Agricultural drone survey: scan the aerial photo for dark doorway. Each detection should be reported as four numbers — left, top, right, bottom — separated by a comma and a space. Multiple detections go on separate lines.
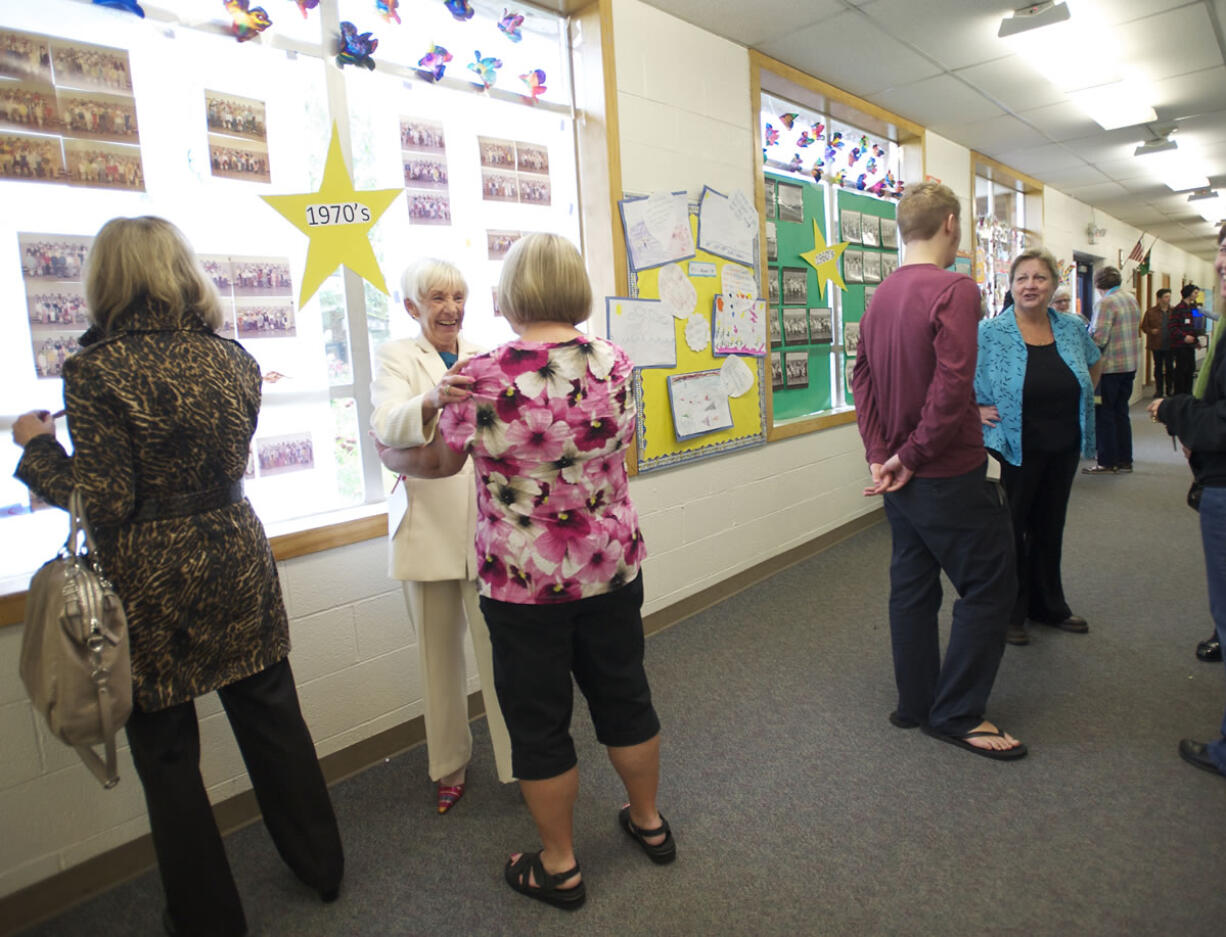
1073, 251, 1097, 321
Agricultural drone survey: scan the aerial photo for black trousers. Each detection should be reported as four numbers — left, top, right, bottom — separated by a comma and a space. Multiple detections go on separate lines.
1172, 345, 1196, 395
883, 464, 1016, 736
1152, 349, 1172, 396
998, 447, 1080, 629
125, 659, 343, 937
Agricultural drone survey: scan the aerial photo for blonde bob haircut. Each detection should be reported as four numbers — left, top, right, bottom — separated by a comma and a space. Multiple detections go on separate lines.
896, 181, 961, 244
399, 257, 467, 308
85, 216, 223, 332
497, 233, 592, 325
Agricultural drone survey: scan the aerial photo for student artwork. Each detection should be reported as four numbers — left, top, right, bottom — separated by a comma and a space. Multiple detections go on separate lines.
809, 159, 824, 184
376, 0, 401, 24
337, 22, 378, 69
416, 44, 452, 81
225, 1, 272, 42
824, 131, 844, 163
658, 262, 697, 319
520, 69, 546, 100
713, 295, 766, 357
619, 191, 695, 272
697, 186, 755, 266
292, 0, 319, 17
796, 129, 817, 148
684, 313, 710, 353
468, 51, 502, 89
498, 10, 525, 41
92, 0, 145, 15
605, 297, 676, 369
667, 370, 734, 441
764, 123, 780, 146
785, 153, 803, 172
719, 355, 755, 398
261, 123, 401, 308
799, 220, 849, 301
444, 0, 475, 21
865, 157, 878, 175
777, 112, 798, 129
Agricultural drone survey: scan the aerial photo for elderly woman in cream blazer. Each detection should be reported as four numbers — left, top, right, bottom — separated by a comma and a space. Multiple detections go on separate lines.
370, 258, 513, 813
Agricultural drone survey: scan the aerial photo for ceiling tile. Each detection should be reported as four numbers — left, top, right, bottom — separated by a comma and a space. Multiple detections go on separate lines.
952, 56, 1068, 112
649, 0, 846, 47
1060, 181, 1134, 202
991, 142, 1080, 175
932, 113, 1050, 153
1093, 156, 1164, 183
1113, 5, 1224, 81
1033, 162, 1111, 189
857, 0, 1006, 70
757, 11, 942, 99
1152, 67, 1226, 122
1015, 100, 1102, 143
869, 74, 1004, 127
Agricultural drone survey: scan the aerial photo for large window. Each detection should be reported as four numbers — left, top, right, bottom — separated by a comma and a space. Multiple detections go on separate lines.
0, 0, 579, 585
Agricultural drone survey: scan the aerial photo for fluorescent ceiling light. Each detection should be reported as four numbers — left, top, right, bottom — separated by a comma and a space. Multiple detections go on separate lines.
1188, 189, 1218, 202
1135, 138, 1177, 157
998, 2, 1071, 38
1068, 78, 1157, 130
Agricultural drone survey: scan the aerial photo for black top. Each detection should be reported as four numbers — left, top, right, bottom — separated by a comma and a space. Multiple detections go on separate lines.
1159, 338, 1226, 487
1022, 342, 1081, 453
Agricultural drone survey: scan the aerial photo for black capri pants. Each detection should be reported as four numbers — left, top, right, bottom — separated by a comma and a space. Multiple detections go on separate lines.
479, 573, 660, 780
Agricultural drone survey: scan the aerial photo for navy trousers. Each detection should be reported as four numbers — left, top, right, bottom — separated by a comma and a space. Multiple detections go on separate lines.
883, 463, 1016, 736
1094, 371, 1135, 468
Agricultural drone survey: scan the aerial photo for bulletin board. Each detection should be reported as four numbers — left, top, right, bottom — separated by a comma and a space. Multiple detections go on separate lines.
836, 189, 898, 404
625, 209, 767, 473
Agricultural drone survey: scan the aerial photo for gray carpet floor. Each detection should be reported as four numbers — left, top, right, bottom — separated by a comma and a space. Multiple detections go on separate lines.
20, 401, 1226, 937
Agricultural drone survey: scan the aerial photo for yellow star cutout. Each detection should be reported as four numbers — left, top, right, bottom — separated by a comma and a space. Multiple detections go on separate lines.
262, 124, 402, 309
798, 219, 849, 301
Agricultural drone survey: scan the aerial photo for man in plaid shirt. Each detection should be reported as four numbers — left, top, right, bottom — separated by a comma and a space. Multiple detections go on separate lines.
1083, 266, 1142, 474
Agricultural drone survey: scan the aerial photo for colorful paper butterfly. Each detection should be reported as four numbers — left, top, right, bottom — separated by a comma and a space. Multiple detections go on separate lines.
444, 0, 475, 21
865, 158, 877, 175
810, 164, 823, 184
291, 0, 318, 17
520, 69, 546, 100
848, 146, 863, 166
92, 0, 145, 16
764, 123, 780, 146
830, 169, 846, 187
468, 50, 502, 89
499, 10, 525, 42
796, 130, 816, 148
225, 1, 272, 42
778, 113, 798, 130
854, 174, 868, 190
813, 121, 825, 139
868, 178, 888, 196
762, 148, 768, 164
872, 144, 886, 158
786, 153, 803, 172
337, 21, 378, 69
859, 135, 869, 150
417, 44, 452, 82
376, 0, 400, 24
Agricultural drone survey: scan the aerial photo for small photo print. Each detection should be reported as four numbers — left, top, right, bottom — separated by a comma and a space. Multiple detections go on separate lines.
403, 154, 449, 189
770, 351, 784, 391
487, 229, 522, 260
49, 38, 133, 94
840, 210, 862, 244
516, 142, 549, 174
208, 134, 270, 183
782, 267, 808, 305
808, 308, 832, 343
63, 138, 143, 189
218, 302, 237, 339
880, 217, 898, 249
31, 331, 85, 379
777, 182, 804, 223
401, 117, 446, 152
864, 285, 877, 312
881, 253, 899, 278
519, 175, 551, 206
200, 255, 234, 294
843, 249, 864, 284
784, 351, 809, 389
783, 307, 809, 346
477, 136, 516, 168
766, 221, 777, 262
844, 354, 856, 393
861, 214, 880, 247
843, 320, 861, 353
407, 189, 451, 225
204, 90, 266, 142
764, 177, 777, 221
862, 251, 882, 284
57, 88, 139, 142
0, 30, 53, 83
482, 170, 519, 202
1, 131, 65, 182
19, 234, 91, 280
0, 79, 59, 134
26, 281, 87, 325
256, 432, 314, 476
236, 299, 296, 339
769, 313, 782, 348
231, 257, 292, 296
768, 273, 780, 307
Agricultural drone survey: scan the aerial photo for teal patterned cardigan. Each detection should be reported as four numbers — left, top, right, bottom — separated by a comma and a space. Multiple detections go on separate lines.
974, 308, 1101, 466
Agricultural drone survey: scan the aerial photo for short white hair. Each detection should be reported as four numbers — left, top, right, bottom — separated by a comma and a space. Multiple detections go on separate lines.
1053, 286, 1071, 300
399, 258, 467, 306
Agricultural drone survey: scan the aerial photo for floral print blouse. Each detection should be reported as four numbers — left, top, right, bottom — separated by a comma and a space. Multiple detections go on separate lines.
438, 336, 645, 604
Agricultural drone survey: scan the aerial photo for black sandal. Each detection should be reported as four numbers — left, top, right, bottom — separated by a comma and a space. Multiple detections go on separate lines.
618, 804, 677, 864
504, 851, 586, 910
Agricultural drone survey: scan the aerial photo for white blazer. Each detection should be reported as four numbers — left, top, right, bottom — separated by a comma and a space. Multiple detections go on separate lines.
370, 334, 485, 582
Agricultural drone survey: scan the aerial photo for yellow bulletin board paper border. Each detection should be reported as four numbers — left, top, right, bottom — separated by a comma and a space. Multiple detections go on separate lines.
629, 211, 766, 473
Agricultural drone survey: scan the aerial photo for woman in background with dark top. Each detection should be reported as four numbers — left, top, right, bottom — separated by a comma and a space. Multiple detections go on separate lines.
975, 248, 1103, 647
11, 216, 342, 937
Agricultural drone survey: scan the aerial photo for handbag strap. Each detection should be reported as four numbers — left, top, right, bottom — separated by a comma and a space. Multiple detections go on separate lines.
64, 489, 101, 560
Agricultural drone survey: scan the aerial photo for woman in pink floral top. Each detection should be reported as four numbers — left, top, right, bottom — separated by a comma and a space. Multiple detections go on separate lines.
386, 233, 673, 910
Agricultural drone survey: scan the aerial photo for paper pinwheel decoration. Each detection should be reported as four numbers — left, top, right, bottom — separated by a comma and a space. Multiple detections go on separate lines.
796, 130, 816, 148
468, 50, 502, 90
764, 123, 780, 146
520, 69, 546, 100
778, 112, 798, 129
498, 10, 525, 42
225, 1, 272, 42
417, 44, 452, 82
337, 22, 378, 69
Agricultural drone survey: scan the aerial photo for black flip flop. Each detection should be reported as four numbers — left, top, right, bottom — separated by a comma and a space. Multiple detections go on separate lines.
619, 805, 677, 864
504, 851, 586, 910
922, 724, 1028, 761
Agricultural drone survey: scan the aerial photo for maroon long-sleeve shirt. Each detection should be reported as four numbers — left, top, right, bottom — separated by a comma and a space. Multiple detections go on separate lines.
851, 263, 986, 477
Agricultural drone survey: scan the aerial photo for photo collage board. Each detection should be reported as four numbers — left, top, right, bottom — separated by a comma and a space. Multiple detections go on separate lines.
836, 189, 899, 405
763, 171, 834, 420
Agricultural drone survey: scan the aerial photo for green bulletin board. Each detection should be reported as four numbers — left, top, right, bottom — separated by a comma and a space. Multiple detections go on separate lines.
837, 189, 899, 404
765, 171, 833, 420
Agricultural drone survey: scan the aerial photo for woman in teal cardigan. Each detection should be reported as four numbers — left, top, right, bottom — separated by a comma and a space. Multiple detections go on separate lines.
976, 248, 1103, 647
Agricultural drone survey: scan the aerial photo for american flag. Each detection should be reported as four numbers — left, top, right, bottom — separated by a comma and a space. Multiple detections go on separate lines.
1127, 236, 1147, 263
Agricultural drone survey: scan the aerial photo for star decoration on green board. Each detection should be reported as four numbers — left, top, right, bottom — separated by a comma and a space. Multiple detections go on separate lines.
798, 219, 848, 301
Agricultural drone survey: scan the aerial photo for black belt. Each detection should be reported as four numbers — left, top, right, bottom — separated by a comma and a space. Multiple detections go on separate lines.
130, 481, 245, 523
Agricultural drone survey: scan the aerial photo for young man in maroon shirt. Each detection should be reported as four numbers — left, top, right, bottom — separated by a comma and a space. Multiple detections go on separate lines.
851, 181, 1026, 760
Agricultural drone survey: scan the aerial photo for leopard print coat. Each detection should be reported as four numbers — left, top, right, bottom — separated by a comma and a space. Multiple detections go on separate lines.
17, 301, 290, 711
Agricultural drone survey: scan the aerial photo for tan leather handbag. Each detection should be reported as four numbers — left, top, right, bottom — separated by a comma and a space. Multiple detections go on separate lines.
21, 490, 131, 788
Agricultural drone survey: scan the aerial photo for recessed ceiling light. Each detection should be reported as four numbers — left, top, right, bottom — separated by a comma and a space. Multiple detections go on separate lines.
998, 2, 1071, 39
